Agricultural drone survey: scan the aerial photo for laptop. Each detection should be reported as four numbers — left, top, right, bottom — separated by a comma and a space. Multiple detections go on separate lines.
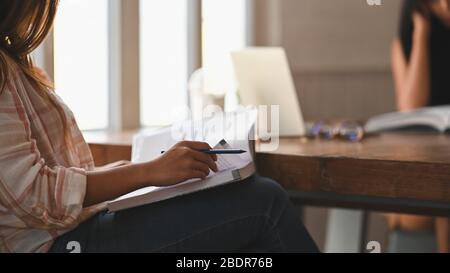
231, 47, 306, 137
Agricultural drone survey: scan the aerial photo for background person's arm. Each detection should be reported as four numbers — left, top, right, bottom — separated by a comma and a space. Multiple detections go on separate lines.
84, 141, 218, 207
392, 12, 431, 111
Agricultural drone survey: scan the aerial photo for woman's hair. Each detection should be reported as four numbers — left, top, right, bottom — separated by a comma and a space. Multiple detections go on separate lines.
399, 0, 421, 62
399, 0, 450, 62
0, 0, 72, 144
0, 0, 59, 92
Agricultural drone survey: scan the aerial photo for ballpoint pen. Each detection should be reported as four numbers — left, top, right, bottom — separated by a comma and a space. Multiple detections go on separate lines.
161, 149, 246, 155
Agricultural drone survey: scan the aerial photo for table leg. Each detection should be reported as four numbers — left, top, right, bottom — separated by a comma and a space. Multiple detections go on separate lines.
324, 209, 367, 253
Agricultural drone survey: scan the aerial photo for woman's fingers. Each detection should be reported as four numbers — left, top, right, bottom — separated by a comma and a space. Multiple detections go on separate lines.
188, 170, 208, 180
187, 160, 211, 178
179, 141, 218, 161
189, 149, 218, 172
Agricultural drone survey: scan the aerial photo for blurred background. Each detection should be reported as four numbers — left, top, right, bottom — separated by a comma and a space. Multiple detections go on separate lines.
34, 0, 402, 131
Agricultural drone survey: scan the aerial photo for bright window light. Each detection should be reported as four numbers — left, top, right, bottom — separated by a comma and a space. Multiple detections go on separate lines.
202, 0, 247, 101
54, 0, 109, 130
140, 0, 189, 127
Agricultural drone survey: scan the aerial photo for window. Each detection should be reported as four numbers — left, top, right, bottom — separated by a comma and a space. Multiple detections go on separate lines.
40, 1, 251, 131
140, 0, 190, 127
202, 0, 249, 110
54, 0, 109, 130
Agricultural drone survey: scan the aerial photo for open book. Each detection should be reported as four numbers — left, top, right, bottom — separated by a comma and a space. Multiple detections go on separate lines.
365, 105, 450, 134
107, 110, 257, 213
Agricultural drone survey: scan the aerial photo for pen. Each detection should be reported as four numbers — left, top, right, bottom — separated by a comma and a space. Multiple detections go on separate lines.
161, 149, 246, 155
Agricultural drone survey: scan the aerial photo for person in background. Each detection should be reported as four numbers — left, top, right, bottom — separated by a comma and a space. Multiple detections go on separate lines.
0, 0, 319, 253
391, 0, 450, 252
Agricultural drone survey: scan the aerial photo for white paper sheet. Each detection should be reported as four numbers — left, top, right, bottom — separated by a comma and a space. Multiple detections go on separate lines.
132, 109, 257, 164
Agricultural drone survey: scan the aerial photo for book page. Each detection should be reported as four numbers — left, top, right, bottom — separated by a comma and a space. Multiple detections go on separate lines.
208, 139, 251, 175
365, 105, 450, 133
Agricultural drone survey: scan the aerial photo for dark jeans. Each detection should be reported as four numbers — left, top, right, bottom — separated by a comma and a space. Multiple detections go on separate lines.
49, 176, 319, 253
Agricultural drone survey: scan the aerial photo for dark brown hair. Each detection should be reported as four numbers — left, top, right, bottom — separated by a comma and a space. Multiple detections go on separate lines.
0, 0, 59, 91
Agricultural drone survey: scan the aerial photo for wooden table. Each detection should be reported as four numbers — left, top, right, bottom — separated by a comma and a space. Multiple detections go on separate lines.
85, 131, 450, 217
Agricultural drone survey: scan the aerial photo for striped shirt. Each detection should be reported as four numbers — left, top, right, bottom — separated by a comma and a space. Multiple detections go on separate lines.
0, 52, 106, 253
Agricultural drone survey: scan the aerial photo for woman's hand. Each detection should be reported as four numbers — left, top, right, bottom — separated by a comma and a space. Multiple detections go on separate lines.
145, 141, 218, 187
85, 141, 218, 206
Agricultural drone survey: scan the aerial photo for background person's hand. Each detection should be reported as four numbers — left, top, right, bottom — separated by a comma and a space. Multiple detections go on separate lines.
413, 4, 431, 38
145, 141, 218, 187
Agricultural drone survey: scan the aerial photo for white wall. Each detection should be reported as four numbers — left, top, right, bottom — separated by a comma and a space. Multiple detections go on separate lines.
282, 0, 403, 71
254, 0, 403, 120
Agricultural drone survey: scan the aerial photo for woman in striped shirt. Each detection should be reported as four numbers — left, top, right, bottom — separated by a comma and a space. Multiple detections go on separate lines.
0, 0, 318, 253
